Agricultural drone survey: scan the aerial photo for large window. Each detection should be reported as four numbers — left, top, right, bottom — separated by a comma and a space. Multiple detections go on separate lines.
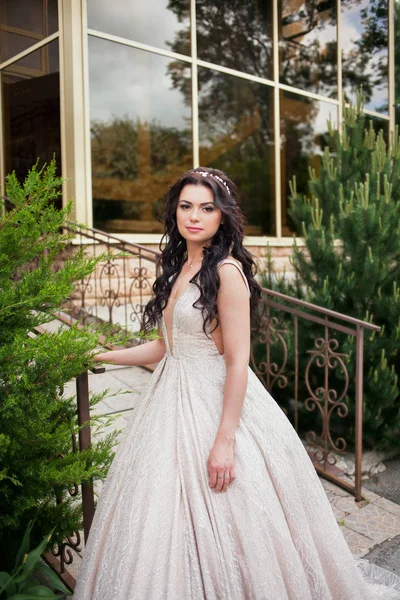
0, 1, 60, 204
198, 69, 275, 235
89, 36, 192, 233
86, 0, 392, 237
2, 1, 391, 238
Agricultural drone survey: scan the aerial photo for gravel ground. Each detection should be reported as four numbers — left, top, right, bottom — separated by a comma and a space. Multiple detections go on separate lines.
363, 456, 400, 505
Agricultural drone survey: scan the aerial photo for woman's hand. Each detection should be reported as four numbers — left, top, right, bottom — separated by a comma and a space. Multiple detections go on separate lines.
207, 432, 235, 493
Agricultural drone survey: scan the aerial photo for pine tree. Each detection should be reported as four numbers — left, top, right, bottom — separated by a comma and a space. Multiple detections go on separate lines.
0, 161, 124, 569
285, 91, 400, 450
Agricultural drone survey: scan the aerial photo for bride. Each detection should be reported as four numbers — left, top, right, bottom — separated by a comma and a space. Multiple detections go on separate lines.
73, 167, 400, 599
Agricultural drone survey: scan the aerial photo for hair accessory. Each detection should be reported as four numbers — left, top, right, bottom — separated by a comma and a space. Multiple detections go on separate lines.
192, 170, 231, 196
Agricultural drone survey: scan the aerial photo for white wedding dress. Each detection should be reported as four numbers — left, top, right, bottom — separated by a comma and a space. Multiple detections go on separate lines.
73, 259, 400, 599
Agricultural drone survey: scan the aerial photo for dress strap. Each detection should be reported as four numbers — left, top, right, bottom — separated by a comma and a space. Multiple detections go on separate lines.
218, 259, 251, 297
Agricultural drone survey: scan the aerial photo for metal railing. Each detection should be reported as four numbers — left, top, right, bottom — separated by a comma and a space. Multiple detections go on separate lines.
250, 289, 380, 501
30, 325, 104, 591
59, 226, 159, 336
43, 365, 104, 593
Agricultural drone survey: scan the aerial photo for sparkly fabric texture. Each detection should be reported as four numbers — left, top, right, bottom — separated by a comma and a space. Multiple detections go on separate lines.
73, 260, 400, 599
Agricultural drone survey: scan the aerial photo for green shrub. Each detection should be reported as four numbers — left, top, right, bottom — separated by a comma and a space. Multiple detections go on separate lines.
0, 161, 124, 569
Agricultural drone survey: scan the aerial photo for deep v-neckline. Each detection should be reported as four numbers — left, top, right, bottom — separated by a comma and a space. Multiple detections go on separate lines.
162, 284, 193, 356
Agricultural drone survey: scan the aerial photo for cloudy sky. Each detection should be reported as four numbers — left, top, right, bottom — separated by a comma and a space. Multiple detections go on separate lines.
88, 35, 191, 130
87, 0, 388, 132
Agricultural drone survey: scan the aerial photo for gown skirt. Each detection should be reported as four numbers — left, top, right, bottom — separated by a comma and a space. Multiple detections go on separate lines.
73, 261, 400, 599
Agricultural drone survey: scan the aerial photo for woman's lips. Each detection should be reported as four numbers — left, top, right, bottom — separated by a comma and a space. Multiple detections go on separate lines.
187, 227, 203, 232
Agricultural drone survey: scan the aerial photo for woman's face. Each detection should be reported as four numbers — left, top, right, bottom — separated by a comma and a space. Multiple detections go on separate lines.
176, 184, 223, 245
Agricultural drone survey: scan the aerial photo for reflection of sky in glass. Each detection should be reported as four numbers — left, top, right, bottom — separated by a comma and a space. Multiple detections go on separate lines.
88, 37, 191, 130
87, 0, 190, 54
341, 0, 388, 113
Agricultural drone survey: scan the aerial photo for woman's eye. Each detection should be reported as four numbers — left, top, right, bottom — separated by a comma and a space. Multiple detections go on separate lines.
203, 206, 214, 212
180, 204, 190, 210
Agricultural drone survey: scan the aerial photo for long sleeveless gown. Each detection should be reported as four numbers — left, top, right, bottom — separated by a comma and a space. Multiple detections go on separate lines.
73, 259, 400, 599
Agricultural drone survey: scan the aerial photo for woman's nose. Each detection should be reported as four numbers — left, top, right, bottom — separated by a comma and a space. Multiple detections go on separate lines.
189, 211, 200, 222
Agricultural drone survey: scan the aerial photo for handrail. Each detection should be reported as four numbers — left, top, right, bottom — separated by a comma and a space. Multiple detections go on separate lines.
262, 287, 380, 332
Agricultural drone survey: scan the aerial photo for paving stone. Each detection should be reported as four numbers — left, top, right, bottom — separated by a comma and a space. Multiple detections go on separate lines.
319, 478, 353, 497
331, 504, 346, 520
87, 371, 130, 396
374, 497, 400, 520
90, 398, 115, 416
333, 495, 363, 515
344, 503, 400, 544
97, 391, 138, 413
361, 487, 381, 503
110, 366, 152, 392
340, 526, 375, 557
37, 319, 69, 334
325, 490, 336, 504
62, 379, 76, 398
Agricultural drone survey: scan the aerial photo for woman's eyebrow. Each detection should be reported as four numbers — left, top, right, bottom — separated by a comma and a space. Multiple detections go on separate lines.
179, 200, 215, 206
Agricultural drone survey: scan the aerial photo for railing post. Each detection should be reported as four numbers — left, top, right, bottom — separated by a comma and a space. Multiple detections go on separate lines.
76, 370, 95, 543
354, 325, 364, 502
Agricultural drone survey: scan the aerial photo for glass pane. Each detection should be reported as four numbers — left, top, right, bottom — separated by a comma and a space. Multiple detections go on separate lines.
2, 40, 61, 204
198, 68, 275, 236
280, 90, 338, 234
341, 0, 388, 114
196, 1, 273, 80
0, 0, 58, 61
89, 37, 192, 233
87, 0, 190, 56
1, 32, 42, 67
279, 0, 337, 97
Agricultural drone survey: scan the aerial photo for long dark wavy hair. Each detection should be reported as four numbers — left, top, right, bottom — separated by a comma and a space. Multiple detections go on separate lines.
141, 167, 262, 335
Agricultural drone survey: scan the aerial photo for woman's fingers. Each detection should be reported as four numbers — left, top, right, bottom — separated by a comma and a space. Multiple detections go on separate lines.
221, 471, 231, 493
229, 466, 235, 484
211, 470, 232, 493
209, 468, 217, 489
215, 472, 225, 493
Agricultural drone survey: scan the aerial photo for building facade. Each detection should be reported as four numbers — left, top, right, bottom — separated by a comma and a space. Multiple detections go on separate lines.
0, 0, 396, 253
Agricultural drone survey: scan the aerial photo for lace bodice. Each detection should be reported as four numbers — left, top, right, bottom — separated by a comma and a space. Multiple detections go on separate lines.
161, 259, 250, 360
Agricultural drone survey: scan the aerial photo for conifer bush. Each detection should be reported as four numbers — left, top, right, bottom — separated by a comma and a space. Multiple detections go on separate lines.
274, 92, 400, 450
0, 161, 123, 569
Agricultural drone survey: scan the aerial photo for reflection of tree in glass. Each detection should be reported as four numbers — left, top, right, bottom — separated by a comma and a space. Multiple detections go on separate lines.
280, 0, 337, 97
167, 2, 275, 234
280, 93, 321, 232
341, 0, 388, 111
91, 117, 190, 180
167, 0, 272, 78
91, 117, 192, 222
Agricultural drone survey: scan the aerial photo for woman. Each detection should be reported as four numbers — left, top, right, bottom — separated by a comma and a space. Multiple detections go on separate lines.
73, 168, 400, 599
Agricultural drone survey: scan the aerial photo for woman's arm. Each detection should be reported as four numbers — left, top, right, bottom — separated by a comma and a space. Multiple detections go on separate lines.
94, 330, 166, 366
207, 264, 250, 493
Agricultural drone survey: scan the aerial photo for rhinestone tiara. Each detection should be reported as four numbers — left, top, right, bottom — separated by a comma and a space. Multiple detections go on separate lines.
190, 170, 231, 196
